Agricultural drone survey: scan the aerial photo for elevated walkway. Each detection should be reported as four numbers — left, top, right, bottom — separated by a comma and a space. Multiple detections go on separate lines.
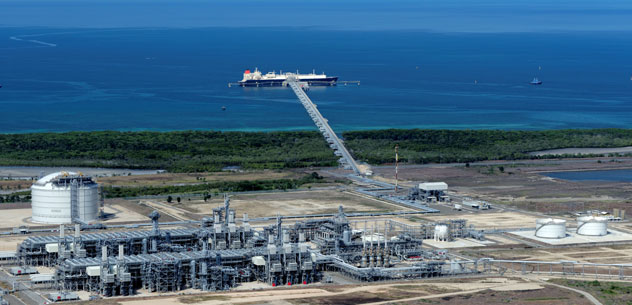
287, 78, 363, 175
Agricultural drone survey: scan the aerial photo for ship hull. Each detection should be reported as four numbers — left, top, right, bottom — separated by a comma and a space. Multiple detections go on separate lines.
239, 77, 338, 87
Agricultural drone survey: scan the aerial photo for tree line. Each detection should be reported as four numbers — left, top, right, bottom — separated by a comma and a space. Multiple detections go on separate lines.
0, 130, 338, 172
1, 129, 632, 172
342, 128, 632, 164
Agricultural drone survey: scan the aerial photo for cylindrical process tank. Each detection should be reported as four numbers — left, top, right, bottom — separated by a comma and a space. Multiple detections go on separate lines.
434, 224, 449, 241
535, 218, 566, 239
31, 172, 99, 224
576, 216, 608, 236
343, 230, 351, 244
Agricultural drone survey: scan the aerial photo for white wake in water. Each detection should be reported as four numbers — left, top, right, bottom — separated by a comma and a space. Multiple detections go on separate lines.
9, 35, 57, 47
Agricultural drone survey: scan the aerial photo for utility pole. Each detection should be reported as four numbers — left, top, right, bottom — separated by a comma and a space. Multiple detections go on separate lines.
395, 144, 399, 192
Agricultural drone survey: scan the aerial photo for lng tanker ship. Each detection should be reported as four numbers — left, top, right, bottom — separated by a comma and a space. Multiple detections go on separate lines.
238, 68, 338, 87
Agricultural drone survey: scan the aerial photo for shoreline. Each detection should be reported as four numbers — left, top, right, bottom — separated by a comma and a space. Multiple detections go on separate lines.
2, 128, 632, 136
529, 166, 632, 174
529, 146, 632, 156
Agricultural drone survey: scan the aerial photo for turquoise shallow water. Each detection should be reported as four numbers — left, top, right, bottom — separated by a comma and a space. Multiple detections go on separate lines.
542, 169, 632, 182
0, 2, 631, 133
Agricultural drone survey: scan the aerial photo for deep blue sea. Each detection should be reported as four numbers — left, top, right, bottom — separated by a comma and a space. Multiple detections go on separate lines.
1, 1, 632, 133
543, 169, 632, 182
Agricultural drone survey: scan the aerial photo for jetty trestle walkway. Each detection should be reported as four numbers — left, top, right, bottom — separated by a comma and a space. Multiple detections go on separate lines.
287, 78, 362, 175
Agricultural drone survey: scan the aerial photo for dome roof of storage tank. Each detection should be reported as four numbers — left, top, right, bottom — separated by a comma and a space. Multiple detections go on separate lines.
578, 216, 608, 222
34, 171, 78, 186
537, 218, 566, 224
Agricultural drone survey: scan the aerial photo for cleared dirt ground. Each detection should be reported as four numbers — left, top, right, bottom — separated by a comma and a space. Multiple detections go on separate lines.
97, 170, 304, 187
397, 284, 590, 305
421, 211, 540, 230
0, 170, 304, 190
0, 201, 158, 229
0, 235, 27, 251
108, 199, 179, 223
370, 158, 632, 215
177, 189, 408, 219
102, 201, 155, 223
77, 277, 589, 305
0, 208, 34, 228
466, 244, 632, 264
0, 187, 405, 229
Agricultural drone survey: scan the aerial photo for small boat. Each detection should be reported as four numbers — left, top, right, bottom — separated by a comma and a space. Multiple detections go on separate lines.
530, 77, 542, 85
221, 106, 226, 111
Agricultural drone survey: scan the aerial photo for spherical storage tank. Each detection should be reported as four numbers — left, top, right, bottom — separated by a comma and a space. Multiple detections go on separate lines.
535, 218, 566, 239
576, 216, 608, 236
31, 172, 99, 224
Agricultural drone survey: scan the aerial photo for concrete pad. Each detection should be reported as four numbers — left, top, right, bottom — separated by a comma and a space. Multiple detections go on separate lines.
424, 238, 490, 249
484, 235, 521, 245
0, 208, 32, 228
509, 229, 632, 245
189, 189, 407, 219
423, 211, 539, 230
102, 204, 149, 223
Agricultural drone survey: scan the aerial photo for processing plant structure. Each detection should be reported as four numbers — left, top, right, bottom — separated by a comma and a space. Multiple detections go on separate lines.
12, 197, 480, 298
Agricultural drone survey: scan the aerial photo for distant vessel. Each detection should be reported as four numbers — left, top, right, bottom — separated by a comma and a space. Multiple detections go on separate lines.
530, 77, 542, 85
238, 68, 338, 87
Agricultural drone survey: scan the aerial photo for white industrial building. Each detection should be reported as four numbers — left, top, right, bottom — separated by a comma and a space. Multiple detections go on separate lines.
411, 182, 449, 202
31, 172, 99, 224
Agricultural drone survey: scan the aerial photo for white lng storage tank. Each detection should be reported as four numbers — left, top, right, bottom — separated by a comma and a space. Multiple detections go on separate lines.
576, 216, 608, 236
31, 172, 99, 224
535, 218, 567, 239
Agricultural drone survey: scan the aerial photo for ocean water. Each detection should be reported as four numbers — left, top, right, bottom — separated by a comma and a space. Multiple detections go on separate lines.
543, 169, 632, 182
0, 1, 632, 133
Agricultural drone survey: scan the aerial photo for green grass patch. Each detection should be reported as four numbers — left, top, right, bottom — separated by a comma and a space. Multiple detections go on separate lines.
550, 279, 632, 305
